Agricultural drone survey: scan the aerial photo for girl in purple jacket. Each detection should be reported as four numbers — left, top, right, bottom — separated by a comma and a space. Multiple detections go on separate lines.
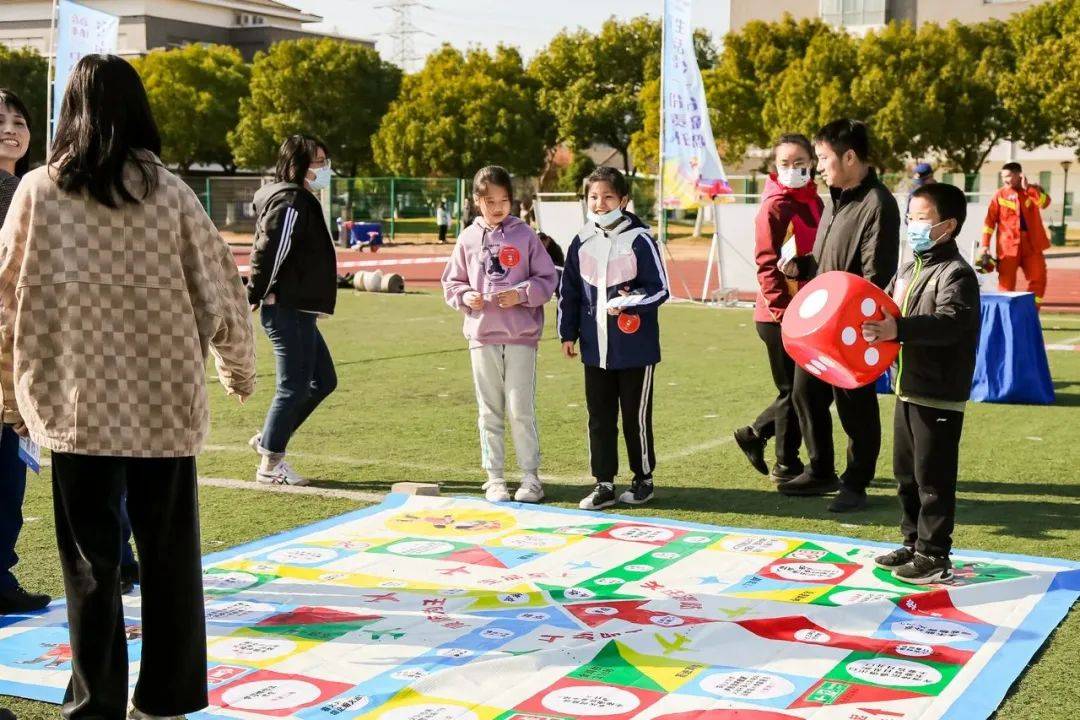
441, 166, 558, 503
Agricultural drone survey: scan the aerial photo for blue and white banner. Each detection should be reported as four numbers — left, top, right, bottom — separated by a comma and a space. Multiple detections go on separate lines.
661, 0, 730, 208
51, 0, 119, 134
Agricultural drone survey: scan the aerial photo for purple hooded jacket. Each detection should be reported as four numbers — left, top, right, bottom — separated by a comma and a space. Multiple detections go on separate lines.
441, 216, 558, 349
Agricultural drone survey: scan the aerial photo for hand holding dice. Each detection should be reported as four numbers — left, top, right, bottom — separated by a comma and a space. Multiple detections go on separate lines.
781, 271, 901, 389
862, 312, 897, 344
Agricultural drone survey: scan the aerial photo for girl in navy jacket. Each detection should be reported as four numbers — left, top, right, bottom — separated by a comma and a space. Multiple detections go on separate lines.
559, 167, 669, 510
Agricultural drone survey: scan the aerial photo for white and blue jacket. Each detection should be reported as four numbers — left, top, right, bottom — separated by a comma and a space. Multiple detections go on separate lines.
558, 212, 669, 369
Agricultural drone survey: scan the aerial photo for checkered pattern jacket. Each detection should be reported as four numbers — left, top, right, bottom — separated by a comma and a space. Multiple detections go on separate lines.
0, 158, 256, 457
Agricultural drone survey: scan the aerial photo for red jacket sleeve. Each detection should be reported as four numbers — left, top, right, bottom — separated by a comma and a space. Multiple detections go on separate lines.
755, 198, 796, 321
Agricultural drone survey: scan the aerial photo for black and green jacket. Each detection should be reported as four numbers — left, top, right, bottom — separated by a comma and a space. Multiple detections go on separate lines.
889, 240, 981, 402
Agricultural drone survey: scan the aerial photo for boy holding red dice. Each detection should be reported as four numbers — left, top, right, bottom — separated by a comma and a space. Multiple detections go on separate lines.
862, 183, 980, 584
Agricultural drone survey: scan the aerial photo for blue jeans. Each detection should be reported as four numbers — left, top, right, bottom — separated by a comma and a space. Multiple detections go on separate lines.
0, 424, 27, 591
260, 304, 337, 453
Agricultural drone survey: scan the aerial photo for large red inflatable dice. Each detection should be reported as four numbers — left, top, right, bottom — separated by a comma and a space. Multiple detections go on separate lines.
781, 271, 900, 389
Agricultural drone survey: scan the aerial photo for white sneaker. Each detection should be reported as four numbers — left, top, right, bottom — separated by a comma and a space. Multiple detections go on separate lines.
129, 703, 186, 720
482, 478, 511, 503
514, 474, 545, 503
256, 460, 309, 486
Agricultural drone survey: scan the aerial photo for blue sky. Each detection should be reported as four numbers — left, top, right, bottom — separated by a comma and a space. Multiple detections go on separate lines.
294, 0, 730, 66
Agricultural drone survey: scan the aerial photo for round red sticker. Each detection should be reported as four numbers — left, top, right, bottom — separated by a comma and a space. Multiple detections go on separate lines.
499, 246, 521, 268
618, 313, 641, 334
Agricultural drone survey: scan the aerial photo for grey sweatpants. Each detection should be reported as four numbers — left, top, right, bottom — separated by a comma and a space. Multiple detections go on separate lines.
470, 344, 540, 477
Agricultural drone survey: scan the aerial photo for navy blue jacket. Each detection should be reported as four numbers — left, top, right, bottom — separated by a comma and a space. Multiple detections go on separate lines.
558, 212, 668, 369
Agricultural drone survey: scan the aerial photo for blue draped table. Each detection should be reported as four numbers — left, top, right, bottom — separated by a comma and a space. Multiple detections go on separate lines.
875, 291, 1054, 404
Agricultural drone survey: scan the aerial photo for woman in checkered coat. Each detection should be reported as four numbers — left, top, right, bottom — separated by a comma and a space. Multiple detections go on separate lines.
0, 55, 256, 719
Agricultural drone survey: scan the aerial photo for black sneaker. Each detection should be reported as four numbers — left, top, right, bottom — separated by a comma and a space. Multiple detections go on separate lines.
893, 553, 953, 585
734, 427, 769, 476
619, 477, 655, 505
778, 471, 841, 496
579, 482, 618, 510
0, 585, 50, 614
875, 546, 916, 570
770, 461, 804, 484
828, 487, 868, 513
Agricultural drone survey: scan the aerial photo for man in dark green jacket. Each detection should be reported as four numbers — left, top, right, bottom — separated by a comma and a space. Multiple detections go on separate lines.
779, 119, 900, 512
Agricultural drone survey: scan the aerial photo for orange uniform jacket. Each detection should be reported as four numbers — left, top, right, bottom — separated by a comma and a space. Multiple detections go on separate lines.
982, 185, 1051, 258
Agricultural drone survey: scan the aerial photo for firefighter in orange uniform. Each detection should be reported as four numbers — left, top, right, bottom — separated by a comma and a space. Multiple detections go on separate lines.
979, 162, 1051, 305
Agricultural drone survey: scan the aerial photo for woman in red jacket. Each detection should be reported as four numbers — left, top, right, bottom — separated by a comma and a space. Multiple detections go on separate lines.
734, 134, 823, 484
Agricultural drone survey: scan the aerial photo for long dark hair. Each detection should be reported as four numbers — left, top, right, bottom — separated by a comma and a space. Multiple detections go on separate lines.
51, 54, 162, 208
0, 89, 32, 177
275, 134, 329, 186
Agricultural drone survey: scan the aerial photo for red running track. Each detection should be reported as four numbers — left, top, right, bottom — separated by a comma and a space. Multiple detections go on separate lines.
231, 245, 1080, 313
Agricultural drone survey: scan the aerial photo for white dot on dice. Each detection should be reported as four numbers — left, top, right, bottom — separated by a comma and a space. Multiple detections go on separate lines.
841, 327, 857, 345
798, 289, 830, 319
864, 347, 880, 366
861, 298, 877, 317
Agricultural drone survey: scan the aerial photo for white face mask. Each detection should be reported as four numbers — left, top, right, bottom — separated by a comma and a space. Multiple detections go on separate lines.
308, 164, 332, 191
588, 207, 624, 227
778, 166, 811, 189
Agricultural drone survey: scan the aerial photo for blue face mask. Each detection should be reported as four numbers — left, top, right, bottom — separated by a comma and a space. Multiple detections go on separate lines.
906, 219, 949, 254
589, 207, 624, 227
307, 164, 333, 191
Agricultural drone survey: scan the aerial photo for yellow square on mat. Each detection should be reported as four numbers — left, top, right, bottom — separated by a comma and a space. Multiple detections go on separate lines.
355, 689, 503, 720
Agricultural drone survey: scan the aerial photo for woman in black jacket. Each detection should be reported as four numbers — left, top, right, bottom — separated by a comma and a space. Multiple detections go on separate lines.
248, 135, 339, 486
0, 88, 50, 616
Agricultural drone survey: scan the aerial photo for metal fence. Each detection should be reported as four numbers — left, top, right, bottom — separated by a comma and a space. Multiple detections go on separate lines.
329, 176, 465, 243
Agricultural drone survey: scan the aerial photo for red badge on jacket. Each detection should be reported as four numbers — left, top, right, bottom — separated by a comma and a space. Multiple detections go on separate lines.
618, 313, 641, 334
499, 246, 521, 268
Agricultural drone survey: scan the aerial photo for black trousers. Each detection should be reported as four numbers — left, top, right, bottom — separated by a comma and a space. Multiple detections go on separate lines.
792, 366, 881, 489
893, 399, 963, 557
438, 223, 448, 242
51, 454, 207, 720
750, 322, 802, 467
584, 364, 656, 484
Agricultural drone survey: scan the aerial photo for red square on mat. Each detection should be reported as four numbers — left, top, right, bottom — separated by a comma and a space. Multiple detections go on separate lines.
207, 669, 352, 717
591, 523, 687, 546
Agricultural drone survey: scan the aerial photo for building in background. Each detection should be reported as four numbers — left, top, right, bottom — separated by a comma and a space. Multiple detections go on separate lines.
0, 0, 373, 60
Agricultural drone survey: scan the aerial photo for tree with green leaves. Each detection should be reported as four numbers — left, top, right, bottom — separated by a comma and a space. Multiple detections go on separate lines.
133, 45, 250, 172
0, 46, 48, 168
1002, 0, 1080, 154
530, 16, 661, 172
847, 22, 942, 173
230, 39, 401, 175
704, 16, 834, 167
920, 20, 1018, 175
372, 45, 553, 178
761, 28, 862, 160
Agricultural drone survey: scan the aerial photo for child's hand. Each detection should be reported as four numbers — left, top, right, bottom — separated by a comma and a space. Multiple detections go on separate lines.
463, 291, 483, 310
778, 257, 799, 278
607, 289, 629, 316
862, 311, 898, 344
495, 288, 525, 308
561, 341, 577, 359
